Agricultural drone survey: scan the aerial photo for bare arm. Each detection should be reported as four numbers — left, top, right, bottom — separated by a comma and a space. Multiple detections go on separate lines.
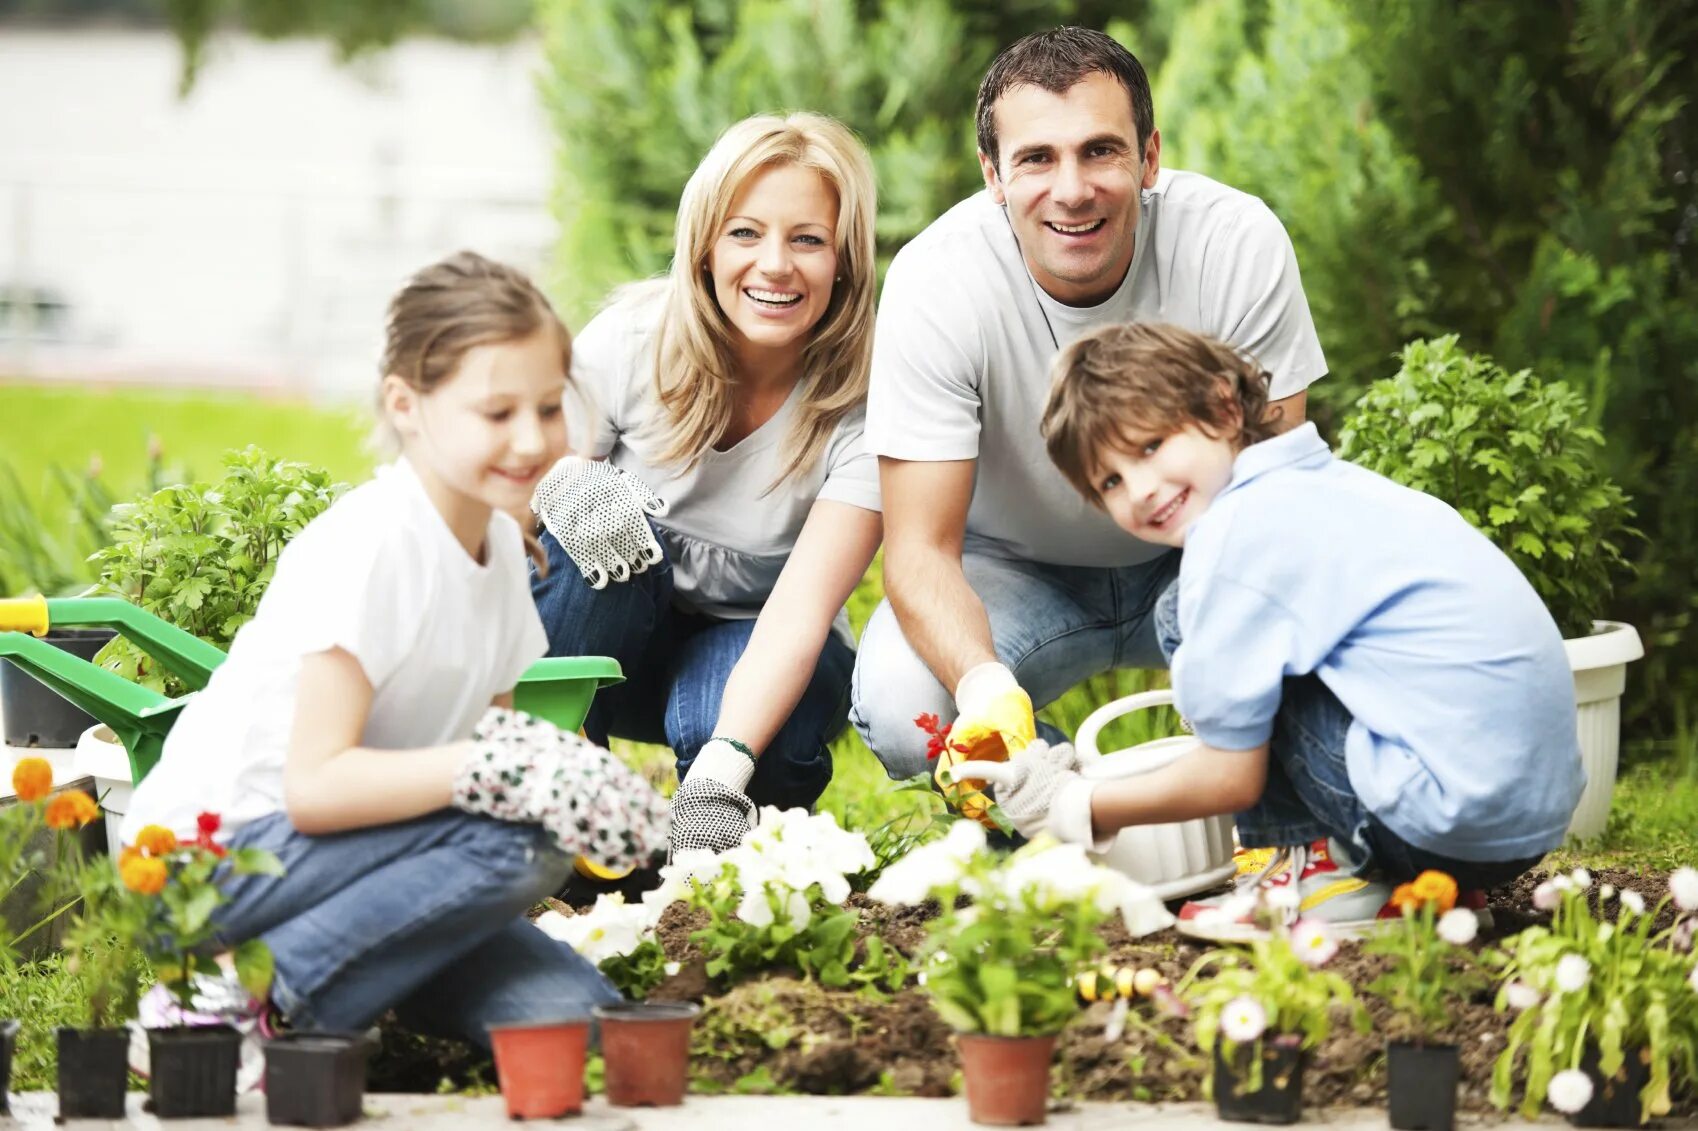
711, 501, 883, 753
282, 647, 474, 834
878, 456, 998, 694
1088, 740, 1269, 838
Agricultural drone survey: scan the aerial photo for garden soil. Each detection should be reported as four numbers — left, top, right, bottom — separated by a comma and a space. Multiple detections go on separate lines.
366, 866, 1694, 1116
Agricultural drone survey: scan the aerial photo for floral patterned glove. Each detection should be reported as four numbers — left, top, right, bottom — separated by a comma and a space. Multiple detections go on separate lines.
453, 707, 670, 873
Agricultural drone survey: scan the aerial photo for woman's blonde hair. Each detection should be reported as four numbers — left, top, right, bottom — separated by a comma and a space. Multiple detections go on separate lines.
647, 112, 877, 488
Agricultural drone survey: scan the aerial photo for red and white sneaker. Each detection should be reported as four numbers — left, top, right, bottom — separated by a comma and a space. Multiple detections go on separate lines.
1177, 838, 1393, 940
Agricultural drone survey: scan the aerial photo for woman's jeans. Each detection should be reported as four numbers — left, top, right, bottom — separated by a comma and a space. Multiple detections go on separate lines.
212, 810, 618, 1044
1152, 580, 1540, 890
531, 528, 851, 811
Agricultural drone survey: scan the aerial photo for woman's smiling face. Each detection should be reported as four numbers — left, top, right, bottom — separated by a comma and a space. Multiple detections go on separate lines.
708, 162, 840, 363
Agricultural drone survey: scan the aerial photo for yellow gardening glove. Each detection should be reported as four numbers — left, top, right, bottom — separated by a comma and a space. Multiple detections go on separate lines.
937, 662, 1036, 826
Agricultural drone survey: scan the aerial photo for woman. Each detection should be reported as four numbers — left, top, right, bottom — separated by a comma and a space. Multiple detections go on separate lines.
531, 113, 881, 854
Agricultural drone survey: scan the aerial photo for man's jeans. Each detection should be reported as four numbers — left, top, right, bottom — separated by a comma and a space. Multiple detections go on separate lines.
212, 810, 618, 1044
850, 548, 1182, 779
531, 528, 851, 811
1151, 580, 1540, 889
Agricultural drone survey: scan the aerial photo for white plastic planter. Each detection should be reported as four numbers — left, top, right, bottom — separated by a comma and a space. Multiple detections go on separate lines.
1563, 620, 1644, 841
1075, 689, 1236, 899
74, 723, 134, 858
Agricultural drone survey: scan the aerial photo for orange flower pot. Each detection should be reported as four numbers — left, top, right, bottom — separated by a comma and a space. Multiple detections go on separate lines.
487, 1018, 589, 1120
593, 1002, 699, 1107
956, 1033, 1056, 1126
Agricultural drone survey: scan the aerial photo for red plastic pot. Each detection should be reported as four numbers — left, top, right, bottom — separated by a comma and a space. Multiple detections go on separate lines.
594, 1002, 699, 1107
956, 1032, 1056, 1126
487, 1017, 589, 1120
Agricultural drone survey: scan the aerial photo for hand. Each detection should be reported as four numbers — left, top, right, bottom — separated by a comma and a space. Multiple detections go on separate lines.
950, 740, 1102, 848
532, 457, 669, 588
452, 707, 670, 873
669, 739, 757, 857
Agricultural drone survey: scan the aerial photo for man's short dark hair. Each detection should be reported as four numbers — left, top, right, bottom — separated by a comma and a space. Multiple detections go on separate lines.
975, 26, 1155, 171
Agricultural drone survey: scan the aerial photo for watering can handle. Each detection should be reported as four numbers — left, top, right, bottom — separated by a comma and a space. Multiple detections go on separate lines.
0, 595, 50, 636
1076, 688, 1183, 760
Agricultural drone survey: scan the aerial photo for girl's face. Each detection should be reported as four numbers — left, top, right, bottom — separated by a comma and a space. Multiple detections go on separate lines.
1090, 423, 1238, 548
386, 325, 570, 521
708, 163, 841, 369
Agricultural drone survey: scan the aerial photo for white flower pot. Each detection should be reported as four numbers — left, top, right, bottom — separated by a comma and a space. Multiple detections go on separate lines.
1075, 689, 1236, 899
74, 722, 134, 859
1562, 620, 1644, 840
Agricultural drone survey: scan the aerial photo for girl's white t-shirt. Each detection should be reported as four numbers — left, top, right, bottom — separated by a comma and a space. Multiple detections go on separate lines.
571, 294, 882, 623
121, 458, 548, 842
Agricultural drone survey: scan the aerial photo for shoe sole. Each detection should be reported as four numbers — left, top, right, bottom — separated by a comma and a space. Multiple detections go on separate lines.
1174, 916, 1396, 943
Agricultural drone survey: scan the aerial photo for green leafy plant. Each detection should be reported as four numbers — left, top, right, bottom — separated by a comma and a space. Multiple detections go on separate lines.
1364, 870, 1486, 1042
1489, 867, 1698, 1121
89, 446, 345, 695
598, 938, 671, 1001
1336, 335, 1634, 638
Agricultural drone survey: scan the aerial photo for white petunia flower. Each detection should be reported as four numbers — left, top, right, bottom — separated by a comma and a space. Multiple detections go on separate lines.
1219, 996, 1267, 1043
736, 886, 775, 929
1533, 881, 1561, 911
786, 889, 812, 931
1292, 919, 1339, 967
532, 893, 650, 964
1571, 868, 1592, 890
663, 961, 681, 976
1619, 889, 1646, 917
866, 824, 982, 906
1554, 954, 1591, 994
1669, 866, 1698, 912
1437, 907, 1479, 945
1505, 981, 1542, 1011
1547, 1069, 1594, 1114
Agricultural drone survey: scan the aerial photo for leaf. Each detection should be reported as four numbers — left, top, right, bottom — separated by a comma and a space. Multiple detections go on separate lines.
229, 847, 286, 877
233, 938, 275, 999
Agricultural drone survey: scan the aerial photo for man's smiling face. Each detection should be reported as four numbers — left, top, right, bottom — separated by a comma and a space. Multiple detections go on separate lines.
979, 71, 1160, 308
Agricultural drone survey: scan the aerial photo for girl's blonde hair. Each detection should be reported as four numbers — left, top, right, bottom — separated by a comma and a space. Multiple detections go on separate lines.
381, 250, 572, 570
647, 112, 877, 487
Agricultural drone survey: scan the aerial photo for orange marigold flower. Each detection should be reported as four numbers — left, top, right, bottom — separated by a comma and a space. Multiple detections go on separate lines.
10, 756, 52, 803
120, 855, 168, 896
1389, 883, 1420, 913
119, 845, 141, 868
133, 825, 178, 858
44, 791, 99, 830
1409, 870, 1459, 913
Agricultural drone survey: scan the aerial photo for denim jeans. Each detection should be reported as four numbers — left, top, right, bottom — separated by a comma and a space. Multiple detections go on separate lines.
211, 810, 619, 1044
531, 527, 850, 811
850, 547, 1182, 779
1152, 580, 1540, 889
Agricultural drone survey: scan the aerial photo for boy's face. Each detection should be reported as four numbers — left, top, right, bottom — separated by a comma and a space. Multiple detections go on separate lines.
1090, 425, 1238, 547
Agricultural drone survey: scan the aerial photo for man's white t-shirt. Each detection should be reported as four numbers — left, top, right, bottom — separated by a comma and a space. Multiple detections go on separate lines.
865, 169, 1327, 568
570, 293, 882, 623
122, 458, 548, 842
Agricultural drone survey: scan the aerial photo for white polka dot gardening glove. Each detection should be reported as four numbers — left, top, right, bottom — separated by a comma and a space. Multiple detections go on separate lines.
668, 739, 756, 858
949, 740, 1109, 851
452, 707, 670, 873
532, 457, 669, 589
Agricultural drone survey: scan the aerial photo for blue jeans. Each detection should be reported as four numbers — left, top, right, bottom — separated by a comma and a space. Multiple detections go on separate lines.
211, 810, 619, 1045
531, 528, 850, 811
1152, 580, 1540, 889
850, 548, 1182, 778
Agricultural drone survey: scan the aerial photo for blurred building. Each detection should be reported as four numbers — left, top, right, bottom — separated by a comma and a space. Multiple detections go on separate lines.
0, 29, 555, 400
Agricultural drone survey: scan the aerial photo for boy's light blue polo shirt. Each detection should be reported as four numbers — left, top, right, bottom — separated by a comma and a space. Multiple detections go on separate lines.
1172, 423, 1583, 861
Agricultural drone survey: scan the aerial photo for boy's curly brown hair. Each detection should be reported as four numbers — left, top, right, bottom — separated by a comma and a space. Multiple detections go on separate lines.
1041, 322, 1282, 508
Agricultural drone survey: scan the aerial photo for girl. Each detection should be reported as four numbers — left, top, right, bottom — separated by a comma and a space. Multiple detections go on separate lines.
529, 114, 882, 854
121, 251, 668, 1049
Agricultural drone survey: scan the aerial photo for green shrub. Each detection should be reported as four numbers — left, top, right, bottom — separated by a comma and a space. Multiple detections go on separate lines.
1336, 336, 1633, 639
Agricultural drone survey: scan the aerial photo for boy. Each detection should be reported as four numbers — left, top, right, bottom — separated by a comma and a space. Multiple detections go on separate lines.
952, 322, 1581, 936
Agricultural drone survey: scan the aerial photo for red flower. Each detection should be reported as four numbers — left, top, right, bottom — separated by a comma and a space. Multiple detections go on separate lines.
914, 712, 964, 761
196, 812, 221, 836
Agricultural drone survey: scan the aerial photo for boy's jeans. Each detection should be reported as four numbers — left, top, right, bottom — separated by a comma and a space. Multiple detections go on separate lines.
1152, 580, 1539, 890
531, 527, 851, 811
212, 810, 618, 1044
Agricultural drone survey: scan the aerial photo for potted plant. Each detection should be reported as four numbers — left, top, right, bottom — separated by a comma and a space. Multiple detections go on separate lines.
868, 821, 1174, 1125
1364, 871, 1485, 1131
1180, 898, 1369, 1125
124, 815, 283, 1119
0, 756, 56, 1115
56, 842, 148, 1120
1338, 336, 1640, 838
1490, 867, 1698, 1126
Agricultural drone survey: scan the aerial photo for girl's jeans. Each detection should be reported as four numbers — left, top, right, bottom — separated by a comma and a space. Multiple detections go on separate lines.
212, 810, 618, 1043
1152, 580, 1540, 890
531, 527, 852, 811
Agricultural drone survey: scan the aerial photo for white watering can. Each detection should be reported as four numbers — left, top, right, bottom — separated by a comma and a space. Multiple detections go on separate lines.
1074, 688, 1236, 900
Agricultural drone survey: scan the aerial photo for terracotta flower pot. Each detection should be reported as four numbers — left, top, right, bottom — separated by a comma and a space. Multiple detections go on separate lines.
1214, 1032, 1306, 1125
956, 1032, 1056, 1126
1387, 1040, 1459, 1131
57, 1026, 131, 1120
487, 1017, 590, 1120
593, 1002, 699, 1107
1567, 1044, 1651, 1128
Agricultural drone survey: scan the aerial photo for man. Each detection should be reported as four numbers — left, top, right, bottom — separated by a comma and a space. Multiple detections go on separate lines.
851, 26, 1325, 780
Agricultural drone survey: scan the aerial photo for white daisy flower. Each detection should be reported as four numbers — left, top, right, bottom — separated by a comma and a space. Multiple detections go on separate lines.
1619, 889, 1646, 917
1547, 1069, 1594, 1114
1533, 881, 1561, 911
1265, 885, 1302, 913
1555, 954, 1591, 994
1292, 919, 1339, 967
1571, 868, 1592, 890
1219, 996, 1267, 1043
1598, 883, 1616, 901
1437, 907, 1479, 945
1505, 981, 1542, 1011
1668, 866, 1698, 912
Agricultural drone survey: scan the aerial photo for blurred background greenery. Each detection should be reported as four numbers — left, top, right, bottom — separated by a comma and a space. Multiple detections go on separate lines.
3, 0, 1696, 817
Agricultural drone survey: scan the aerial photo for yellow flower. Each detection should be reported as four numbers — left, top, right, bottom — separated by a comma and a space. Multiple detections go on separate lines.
1409, 870, 1459, 913
133, 825, 178, 858
120, 855, 168, 896
44, 790, 99, 830
10, 756, 52, 803
1389, 883, 1419, 913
